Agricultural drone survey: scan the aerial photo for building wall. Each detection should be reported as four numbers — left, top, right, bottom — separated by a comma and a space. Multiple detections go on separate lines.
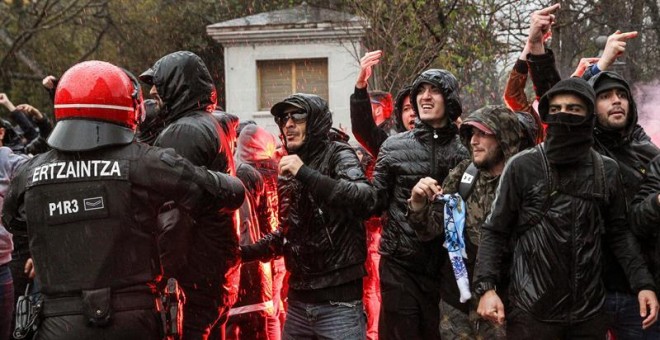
223, 40, 361, 139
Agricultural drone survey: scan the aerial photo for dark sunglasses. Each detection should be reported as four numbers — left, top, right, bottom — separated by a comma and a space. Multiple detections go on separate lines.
275, 111, 308, 127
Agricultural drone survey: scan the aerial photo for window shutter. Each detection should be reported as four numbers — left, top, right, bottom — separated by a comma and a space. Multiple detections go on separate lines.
258, 58, 328, 111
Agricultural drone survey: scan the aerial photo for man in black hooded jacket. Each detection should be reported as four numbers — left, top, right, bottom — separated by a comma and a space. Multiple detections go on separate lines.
474, 78, 657, 339
140, 51, 240, 340
523, 8, 660, 335
371, 69, 469, 339
241, 93, 376, 339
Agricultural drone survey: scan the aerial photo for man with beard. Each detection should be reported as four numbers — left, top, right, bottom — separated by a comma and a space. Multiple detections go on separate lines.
140, 51, 240, 339
371, 69, 469, 339
523, 5, 660, 336
589, 70, 660, 338
407, 105, 521, 339
474, 78, 658, 338
241, 93, 376, 339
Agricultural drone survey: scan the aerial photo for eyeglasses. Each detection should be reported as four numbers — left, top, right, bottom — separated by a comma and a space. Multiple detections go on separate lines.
275, 111, 307, 127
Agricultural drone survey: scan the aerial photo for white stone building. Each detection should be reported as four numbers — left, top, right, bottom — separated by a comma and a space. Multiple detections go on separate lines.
207, 2, 369, 138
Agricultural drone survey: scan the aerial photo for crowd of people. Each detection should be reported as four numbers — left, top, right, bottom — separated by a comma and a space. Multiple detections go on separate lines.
0, 3, 659, 340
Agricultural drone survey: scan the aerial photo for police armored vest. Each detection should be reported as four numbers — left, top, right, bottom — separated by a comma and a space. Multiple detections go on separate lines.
24, 154, 160, 295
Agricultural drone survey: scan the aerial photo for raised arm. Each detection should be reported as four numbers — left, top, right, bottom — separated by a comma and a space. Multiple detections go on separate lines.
351, 50, 389, 156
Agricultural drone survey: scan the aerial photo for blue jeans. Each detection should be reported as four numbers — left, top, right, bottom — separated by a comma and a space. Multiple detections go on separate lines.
283, 299, 366, 340
605, 291, 660, 339
0, 264, 14, 340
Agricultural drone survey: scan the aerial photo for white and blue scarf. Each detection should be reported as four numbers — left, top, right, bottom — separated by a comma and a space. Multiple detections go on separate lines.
439, 193, 471, 303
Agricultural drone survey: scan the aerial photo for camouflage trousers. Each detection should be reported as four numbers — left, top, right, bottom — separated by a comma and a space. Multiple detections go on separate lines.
439, 298, 506, 340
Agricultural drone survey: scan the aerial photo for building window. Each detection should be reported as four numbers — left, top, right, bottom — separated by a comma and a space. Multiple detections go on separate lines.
258, 58, 329, 111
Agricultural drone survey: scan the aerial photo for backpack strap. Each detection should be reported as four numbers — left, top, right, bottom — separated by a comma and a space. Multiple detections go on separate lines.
458, 163, 480, 200
518, 144, 557, 233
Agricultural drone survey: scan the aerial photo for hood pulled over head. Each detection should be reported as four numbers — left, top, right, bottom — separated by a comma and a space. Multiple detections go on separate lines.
460, 105, 521, 162
270, 93, 332, 158
410, 69, 462, 121
140, 51, 217, 123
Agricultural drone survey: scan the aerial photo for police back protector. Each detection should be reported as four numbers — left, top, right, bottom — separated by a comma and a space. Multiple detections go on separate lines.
24, 153, 159, 295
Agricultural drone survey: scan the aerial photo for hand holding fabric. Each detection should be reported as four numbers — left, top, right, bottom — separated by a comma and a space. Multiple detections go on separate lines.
409, 177, 441, 212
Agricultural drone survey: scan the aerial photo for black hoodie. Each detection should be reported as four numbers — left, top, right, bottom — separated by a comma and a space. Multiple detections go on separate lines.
141, 51, 240, 297
589, 72, 660, 292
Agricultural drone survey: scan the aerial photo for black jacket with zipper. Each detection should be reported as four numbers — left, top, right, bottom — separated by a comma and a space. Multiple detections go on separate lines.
474, 146, 655, 322
241, 94, 376, 300
372, 119, 469, 278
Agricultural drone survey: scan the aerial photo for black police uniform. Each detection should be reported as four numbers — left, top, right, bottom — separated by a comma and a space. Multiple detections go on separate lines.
2, 142, 245, 340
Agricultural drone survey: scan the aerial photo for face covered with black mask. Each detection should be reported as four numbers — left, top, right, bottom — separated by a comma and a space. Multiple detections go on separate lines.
538, 78, 597, 165
544, 110, 595, 164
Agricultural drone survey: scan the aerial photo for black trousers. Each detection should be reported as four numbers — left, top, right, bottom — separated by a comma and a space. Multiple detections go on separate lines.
506, 307, 607, 340
378, 256, 441, 340
35, 309, 161, 340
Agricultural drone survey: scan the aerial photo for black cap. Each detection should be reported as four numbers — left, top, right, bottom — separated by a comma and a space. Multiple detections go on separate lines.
270, 99, 304, 117
592, 77, 628, 96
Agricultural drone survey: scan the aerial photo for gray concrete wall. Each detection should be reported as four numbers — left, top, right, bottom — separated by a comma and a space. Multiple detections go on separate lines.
223, 40, 361, 139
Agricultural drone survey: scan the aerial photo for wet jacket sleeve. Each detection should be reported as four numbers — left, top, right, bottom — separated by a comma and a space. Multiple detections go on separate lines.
140, 148, 244, 214
2, 159, 32, 233
33, 115, 53, 138
10, 110, 39, 141
603, 161, 656, 292
240, 229, 284, 263
528, 49, 561, 100
473, 161, 521, 286
503, 60, 531, 112
350, 87, 388, 157
581, 64, 599, 81
370, 139, 396, 215
630, 155, 660, 239
408, 202, 443, 242
155, 123, 216, 167
295, 145, 376, 218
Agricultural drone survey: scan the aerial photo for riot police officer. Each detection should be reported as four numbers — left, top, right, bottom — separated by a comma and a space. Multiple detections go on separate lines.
2, 60, 245, 340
